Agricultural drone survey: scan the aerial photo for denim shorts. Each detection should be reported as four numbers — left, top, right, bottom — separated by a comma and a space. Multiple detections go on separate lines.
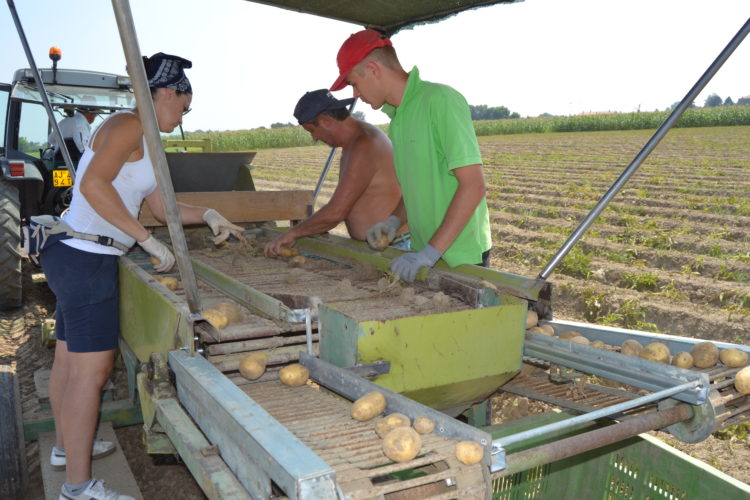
40, 242, 120, 352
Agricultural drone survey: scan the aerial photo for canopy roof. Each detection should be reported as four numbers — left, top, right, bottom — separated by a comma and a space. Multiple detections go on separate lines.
246, 0, 520, 35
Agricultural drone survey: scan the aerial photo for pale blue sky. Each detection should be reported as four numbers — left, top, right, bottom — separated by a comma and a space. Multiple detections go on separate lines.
2, 0, 748, 131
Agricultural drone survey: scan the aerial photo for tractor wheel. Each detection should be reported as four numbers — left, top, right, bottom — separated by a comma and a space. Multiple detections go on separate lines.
0, 179, 22, 310
0, 365, 28, 498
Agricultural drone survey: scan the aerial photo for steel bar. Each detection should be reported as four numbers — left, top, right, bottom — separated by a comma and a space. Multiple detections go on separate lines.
205, 334, 318, 356
311, 99, 358, 206
6, 0, 76, 178
538, 17, 750, 280
493, 404, 692, 478
112, 0, 202, 317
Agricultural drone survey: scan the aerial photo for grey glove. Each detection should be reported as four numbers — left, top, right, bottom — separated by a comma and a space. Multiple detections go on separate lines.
389, 244, 442, 283
202, 209, 245, 245
365, 215, 401, 250
139, 235, 175, 272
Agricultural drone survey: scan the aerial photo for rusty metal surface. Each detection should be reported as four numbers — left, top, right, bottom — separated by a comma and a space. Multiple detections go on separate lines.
240, 380, 487, 499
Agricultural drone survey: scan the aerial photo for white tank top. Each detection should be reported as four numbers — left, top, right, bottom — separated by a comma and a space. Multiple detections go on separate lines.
62, 110, 157, 255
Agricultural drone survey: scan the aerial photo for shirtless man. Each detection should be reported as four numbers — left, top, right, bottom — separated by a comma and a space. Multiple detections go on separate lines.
264, 89, 403, 257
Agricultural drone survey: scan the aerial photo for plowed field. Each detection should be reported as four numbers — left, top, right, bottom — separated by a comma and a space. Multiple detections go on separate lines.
254, 126, 750, 344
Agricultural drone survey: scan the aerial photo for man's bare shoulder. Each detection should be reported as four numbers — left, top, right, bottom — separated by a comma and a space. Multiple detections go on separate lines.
348, 121, 392, 155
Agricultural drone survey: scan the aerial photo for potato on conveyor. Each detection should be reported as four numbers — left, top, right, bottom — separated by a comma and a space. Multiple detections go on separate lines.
719, 348, 748, 368
525, 309, 538, 329
620, 339, 643, 357
279, 246, 300, 258
527, 326, 553, 336
455, 440, 484, 465
158, 276, 179, 291
691, 342, 719, 368
375, 413, 410, 438
558, 331, 581, 340
351, 391, 386, 421
413, 416, 436, 435
735, 366, 750, 394
215, 302, 244, 324
288, 255, 307, 267
570, 336, 590, 345
202, 309, 229, 329
279, 363, 309, 387
239, 353, 267, 380
640, 342, 670, 364
382, 427, 421, 463
672, 352, 694, 369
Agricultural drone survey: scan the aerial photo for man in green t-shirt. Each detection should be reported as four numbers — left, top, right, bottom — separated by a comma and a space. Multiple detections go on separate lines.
330, 29, 492, 282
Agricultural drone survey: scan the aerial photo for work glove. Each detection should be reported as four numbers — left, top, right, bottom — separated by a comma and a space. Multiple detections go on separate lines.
139, 235, 175, 272
365, 215, 401, 250
389, 244, 442, 283
202, 209, 245, 245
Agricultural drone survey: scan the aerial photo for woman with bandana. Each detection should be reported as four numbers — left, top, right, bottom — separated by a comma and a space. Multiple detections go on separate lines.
41, 53, 242, 500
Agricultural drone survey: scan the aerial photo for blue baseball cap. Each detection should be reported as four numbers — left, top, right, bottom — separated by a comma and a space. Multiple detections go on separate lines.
294, 89, 354, 124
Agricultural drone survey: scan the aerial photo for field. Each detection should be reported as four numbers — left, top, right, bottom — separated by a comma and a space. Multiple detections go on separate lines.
253, 126, 750, 344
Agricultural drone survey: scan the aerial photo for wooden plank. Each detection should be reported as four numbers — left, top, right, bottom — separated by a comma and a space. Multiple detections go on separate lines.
138, 190, 313, 226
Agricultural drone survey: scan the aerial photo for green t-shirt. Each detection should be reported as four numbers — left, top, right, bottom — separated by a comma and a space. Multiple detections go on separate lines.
382, 67, 491, 267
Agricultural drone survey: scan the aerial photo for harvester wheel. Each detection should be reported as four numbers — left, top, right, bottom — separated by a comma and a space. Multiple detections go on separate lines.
0, 365, 28, 498
0, 179, 22, 310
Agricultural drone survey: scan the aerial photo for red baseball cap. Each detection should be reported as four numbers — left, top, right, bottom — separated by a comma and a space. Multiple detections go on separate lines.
330, 30, 393, 91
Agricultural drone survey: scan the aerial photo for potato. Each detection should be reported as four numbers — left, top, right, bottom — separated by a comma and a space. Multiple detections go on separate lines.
279, 363, 309, 387
382, 427, 421, 463
375, 413, 411, 438
351, 391, 386, 421
639, 342, 670, 364
215, 302, 244, 324
559, 331, 581, 340
570, 336, 590, 345
672, 352, 694, 369
203, 309, 228, 329
621, 339, 643, 357
591, 340, 606, 349
527, 326, 553, 336
455, 440, 484, 465
288, 255, 307, 267
370, 233, 391, 250
691, 342, 719, 368
279, 246, 300, 258
720, 348, 748, 368
735, 366, 750, 394
158, 276, 179, 291
413, 416, 436, 435
538, 324, 555, 335
239, 353, 267, 380
526, 309, 538, 329
150, 255, 161, 266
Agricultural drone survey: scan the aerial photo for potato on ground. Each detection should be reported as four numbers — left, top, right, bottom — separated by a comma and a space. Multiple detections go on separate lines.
279, 363, 309, 387
158, 276, 179, 291
720, 348, 748, 368
620, 339, 643, 357
691, 342, 719, 368
672, 352, 694, 369
203, 309, 229, 329
455, 440, 484, 465
413, 416, 436, 435
351, 391, 386, 421
215, 302, 244, 324
382, 427, 422, 463
734, 366, 750, 394
239, 353, 267, 380
639, 342, 671, 364
375, 413, 411, 438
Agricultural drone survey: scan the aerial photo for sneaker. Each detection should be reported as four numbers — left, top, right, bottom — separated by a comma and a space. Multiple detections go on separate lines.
59, 478, 135, 500
50, 440, 117, 471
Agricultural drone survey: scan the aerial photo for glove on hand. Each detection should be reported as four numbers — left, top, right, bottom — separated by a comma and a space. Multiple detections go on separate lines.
203, 209, 245, 245
139, 235, 175, 272
389, 244, 442, 283
365, 215, 401, 250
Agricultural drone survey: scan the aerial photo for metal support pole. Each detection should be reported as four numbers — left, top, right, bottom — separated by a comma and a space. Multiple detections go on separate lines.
493, 404, 692, 478
311, 99, 358, 207
6, 0, 76, 179
538, 17, 750, 281
111, 0, 202, 319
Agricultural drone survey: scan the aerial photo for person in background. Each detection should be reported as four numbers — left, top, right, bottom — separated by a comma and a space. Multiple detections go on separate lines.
49, 106, 98, 164
330, 29, 492, 283
264, 89, 405, 257
42, 53, 243, 500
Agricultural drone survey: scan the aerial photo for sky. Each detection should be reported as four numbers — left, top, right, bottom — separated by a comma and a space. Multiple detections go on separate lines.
1, 0, 749, 132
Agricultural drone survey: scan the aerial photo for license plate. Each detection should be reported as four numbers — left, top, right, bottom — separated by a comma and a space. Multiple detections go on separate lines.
52, 169, 73, 187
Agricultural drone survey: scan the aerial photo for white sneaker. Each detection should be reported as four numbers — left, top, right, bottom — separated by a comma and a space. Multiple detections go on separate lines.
50, 440, 117, 471
59, 479, 135, 500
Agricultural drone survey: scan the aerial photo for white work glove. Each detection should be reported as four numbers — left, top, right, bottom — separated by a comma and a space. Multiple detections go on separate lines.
365, 215, 401, 250
389, 244, 442, 283
202, 209, 244, 245
139, 235, 175, 272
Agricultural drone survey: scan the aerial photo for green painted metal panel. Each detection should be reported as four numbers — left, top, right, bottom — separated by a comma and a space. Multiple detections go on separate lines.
320, 297, 525, 411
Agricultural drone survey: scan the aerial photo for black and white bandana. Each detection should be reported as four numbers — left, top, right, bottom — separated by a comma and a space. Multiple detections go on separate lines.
143, 53, 192, 94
